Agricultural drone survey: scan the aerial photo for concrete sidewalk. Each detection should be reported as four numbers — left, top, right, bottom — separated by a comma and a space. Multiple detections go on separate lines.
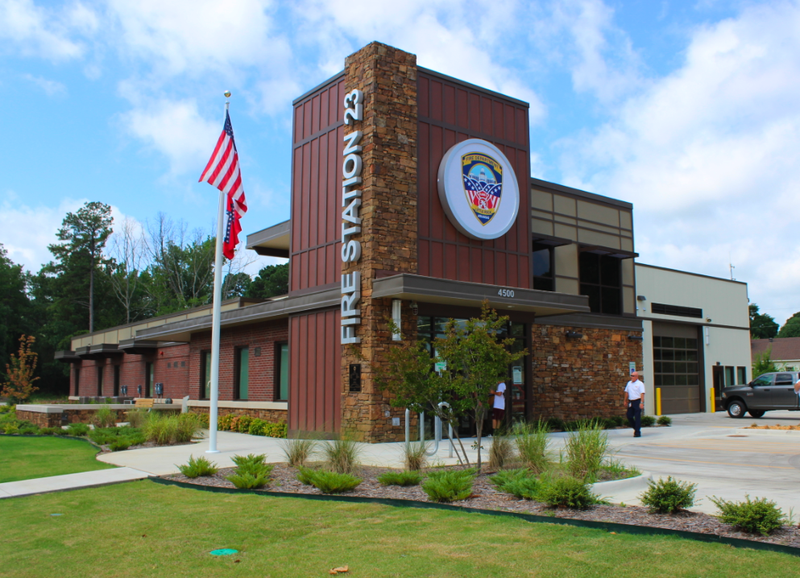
0, 467, 150, 499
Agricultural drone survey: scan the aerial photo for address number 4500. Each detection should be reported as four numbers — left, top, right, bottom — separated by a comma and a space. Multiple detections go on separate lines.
498, 289, 515, 298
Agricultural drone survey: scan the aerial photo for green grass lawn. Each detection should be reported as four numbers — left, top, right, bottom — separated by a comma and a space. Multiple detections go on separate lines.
0, 436, 116, 483
1, 480, 798, 578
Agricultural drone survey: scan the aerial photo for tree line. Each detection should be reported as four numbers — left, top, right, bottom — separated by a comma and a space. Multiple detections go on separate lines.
749, 304, 800, 339
0, 201, 288, 395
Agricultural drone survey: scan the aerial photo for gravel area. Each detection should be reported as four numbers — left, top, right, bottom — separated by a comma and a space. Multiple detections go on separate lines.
164, 464, 800, 549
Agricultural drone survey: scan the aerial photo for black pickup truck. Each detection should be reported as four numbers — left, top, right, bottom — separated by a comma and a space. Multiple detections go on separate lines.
721, 371, 800, 418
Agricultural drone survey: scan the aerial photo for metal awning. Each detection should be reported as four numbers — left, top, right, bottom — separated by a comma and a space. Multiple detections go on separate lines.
371, 274, 591, 317
246, 220, 290, 258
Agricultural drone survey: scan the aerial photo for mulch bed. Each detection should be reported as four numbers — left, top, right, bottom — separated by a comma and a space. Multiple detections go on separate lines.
164, 464, 800, 549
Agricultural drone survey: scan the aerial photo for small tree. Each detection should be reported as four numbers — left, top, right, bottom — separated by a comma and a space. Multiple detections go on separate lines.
2, 335, 40, 404
753, 347, 778, 377
436, 303, 527, 470
377, 302, 527, 471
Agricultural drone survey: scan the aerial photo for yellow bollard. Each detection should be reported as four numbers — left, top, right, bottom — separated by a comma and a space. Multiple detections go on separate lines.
656, 388, 662, 416
710, 387, 715, 413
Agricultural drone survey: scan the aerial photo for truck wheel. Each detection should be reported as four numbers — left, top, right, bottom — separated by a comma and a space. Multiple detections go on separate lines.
748, 410, 765, 418
727, 400, 746, 418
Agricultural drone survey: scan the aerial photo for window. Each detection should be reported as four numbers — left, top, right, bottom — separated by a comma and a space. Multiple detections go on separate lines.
651, 303, 703, 318
532, 243, 554, 291
113, 365, 120, 397
725, 366, 735, 387
97, 366, 103, 397
737, 366, 747, 384
235, 347, 249, 400
200, 351, 211, 399
145, 362, 153, 397
74, 366, 81, 396
275, 343, 289, 401
579, 252, 621, 315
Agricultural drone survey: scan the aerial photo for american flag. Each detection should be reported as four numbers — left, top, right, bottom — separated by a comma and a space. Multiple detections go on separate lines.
199, 111, 248, 259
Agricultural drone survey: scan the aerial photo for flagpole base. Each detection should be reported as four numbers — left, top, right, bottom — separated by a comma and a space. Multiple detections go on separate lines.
205, 449, 220, 454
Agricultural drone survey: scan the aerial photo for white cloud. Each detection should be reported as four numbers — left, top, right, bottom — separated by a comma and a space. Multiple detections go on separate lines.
0, 192, 86, 272
22, 73, 67, 96
0, 0, 93, 60
119, 98, 220, 176
560, 2, 800, 324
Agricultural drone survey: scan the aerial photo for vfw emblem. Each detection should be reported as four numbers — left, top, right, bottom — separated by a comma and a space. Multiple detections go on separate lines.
462, 153, 502, 225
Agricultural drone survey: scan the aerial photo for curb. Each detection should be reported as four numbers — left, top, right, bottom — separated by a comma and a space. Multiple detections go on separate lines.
590, 471, 652, 496
735, 429, 800, 436
149, 477, 800, 558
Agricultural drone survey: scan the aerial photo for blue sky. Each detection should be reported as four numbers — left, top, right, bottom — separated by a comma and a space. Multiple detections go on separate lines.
2, 0, 799, 325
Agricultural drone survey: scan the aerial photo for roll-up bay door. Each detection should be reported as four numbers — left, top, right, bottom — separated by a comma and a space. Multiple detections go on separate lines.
652, 322, 702, 414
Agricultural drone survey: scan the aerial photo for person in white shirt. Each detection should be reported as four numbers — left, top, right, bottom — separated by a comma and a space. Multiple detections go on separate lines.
490, 380, 506, 434
623, 371, 646, 438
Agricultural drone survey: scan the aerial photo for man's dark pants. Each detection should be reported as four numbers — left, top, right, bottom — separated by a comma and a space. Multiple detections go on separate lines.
627, 399, 642, 436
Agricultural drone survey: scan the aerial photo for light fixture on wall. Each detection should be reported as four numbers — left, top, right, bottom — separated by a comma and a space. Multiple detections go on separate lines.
410, 301, 419, 315
566, 331, 583, 339
627, 334, 644, 341
706, 318, 712, 323
637, 295, 647, 301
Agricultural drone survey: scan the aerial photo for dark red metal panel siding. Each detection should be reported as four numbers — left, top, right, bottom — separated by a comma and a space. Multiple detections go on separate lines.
417, 71, 532, 288
289, 75, 345, 293
289, 310, 341, 434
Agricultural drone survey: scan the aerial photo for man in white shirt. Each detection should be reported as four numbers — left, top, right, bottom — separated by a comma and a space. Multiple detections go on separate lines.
490, 380, 506, 434
624, 371, 646, 438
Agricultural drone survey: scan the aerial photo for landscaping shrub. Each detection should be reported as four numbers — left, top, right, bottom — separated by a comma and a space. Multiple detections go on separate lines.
280, 436, 318, 467
641, 415, 656, 427
232, 415, 253, 433
52, 427, 71, 436
39, 427, 61, 435
538, 475, 599, 509
197, 413, 210, 428
93, 405, 117, 428
248, 418, 266, 435
296, 466, 318, 485
421, 468, 476, 503
174, 413, 200, 443
322, 437, 362, 474
564, 421, 610, 480
218, 414, 235, 431
640, 476, 697, 513
3, 423, 19, 434
177, 455, 218, 478
657, 416, 672, 426
263, 421, 287, 438
125, 409, 149, 428
227, 453, 274, 489
546, 417, 565, 431
308, 470, 362, 494
144, 414, 178, 445
489, 467, 530, 490
19, 425, 40, 435
611, 416, 625, 427
109, 439, 131, 451
403, 441, 428, 471
711, 495, 787, 536
67, 423, 90, 437
377, 470, 422, 487
488, 434, 514, 470
513, 421, 550, 473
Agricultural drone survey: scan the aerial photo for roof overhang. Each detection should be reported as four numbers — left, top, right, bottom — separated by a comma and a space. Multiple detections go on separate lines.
579, 245, 638, 259
54, 350, 80, 363
118, 339, 160, 355
246, 220, 290, 258
135, 288, 339, 342
371, 274, 591, 317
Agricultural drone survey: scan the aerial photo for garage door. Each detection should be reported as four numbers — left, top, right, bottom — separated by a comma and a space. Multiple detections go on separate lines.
652, 322, 703, 414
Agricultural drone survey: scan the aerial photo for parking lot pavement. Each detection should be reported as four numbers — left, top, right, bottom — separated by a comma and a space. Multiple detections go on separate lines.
579, 411, 800, 514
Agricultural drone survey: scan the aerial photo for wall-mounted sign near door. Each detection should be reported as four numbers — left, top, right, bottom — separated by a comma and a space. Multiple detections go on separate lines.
437, 139, 520, 240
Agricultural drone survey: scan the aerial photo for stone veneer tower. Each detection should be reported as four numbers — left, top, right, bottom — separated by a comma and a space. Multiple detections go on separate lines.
340, 43, 420, 441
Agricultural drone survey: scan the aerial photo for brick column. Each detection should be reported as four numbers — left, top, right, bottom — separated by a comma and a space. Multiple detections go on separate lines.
341, 43, 419, 441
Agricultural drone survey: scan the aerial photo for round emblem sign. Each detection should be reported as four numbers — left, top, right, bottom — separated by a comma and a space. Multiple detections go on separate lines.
436, 139, 520, 240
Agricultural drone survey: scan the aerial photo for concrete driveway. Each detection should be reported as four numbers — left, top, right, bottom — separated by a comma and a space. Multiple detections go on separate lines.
547, 410, 800, 514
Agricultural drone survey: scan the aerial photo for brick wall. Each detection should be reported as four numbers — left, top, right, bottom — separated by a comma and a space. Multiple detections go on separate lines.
190, 407, 287, 423
189, 319, 289, 402
530, 325, 643, 421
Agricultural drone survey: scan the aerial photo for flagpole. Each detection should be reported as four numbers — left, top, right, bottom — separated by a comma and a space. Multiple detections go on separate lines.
206, 91, 231, 454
